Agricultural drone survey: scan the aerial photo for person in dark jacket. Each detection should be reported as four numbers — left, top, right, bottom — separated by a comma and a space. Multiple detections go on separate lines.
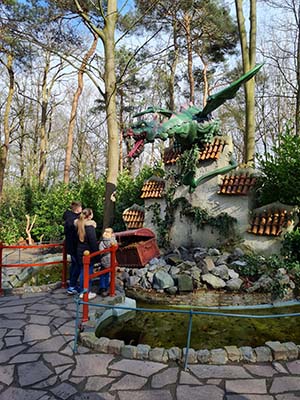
63, 201, 82, 295
75, 208, 98, 300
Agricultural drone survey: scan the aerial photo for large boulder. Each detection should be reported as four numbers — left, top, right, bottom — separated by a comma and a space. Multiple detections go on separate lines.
226, 278, 243, 291
211, 265, 229, 280
177, 274, 193, 292
153, 270, 175, 290
201, 273, 226, 289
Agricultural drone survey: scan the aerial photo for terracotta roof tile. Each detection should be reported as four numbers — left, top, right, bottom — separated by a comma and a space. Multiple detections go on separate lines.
141, 179, 165, 199
218, 173, 257, 195
123, 206, 144, 229
248, 209, 293, 236
198, 138, 226, 161
163, 147, 181, 165
164, 137, 227, 165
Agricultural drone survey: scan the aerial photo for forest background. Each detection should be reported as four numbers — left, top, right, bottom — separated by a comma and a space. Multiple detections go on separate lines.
1, 0, 300, 245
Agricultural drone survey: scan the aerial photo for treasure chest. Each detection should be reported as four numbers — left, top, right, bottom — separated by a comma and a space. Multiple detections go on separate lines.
115, 228, 160, 267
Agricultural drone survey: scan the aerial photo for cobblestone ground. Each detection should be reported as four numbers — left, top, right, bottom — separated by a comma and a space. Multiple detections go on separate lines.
0, 288, 300, 399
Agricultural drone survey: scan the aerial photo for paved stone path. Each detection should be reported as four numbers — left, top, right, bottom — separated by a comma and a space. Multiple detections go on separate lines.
0, 288, 300, 399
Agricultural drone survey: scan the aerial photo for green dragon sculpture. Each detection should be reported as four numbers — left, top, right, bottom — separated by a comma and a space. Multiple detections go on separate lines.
126, 64, 263, 191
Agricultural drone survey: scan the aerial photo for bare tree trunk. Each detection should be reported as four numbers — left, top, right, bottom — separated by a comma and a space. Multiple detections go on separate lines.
119, 87, 125, 174
296, 3, 300, 134
184, 13, 195, 104
74, 0, 119, 229
102, 0, 119, 228
168, 18, 179, 111
63, 34, 98, 184
39, 52, 50, 185
202, 60, 209, 107
0, 52, 14, 198
235, 0, 257, 165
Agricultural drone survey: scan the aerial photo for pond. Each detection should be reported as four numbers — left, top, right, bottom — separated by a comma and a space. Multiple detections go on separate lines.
98, 301, 300, 350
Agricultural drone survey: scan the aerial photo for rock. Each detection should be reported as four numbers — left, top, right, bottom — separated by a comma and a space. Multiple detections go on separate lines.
230, 260, 247, 268
148, 264, 159, 272
167, 347, 182, 361
208, 248, 221, 256
254, 346, 272, 362
108, 339, 124, 355
127, 276, 140, 287
202, 257, 215, 273
215, 253, 230, 265
239, 346, 256, 362
265, 341, 288, 361
146, 271, 154, 283
224, 346, 241, 362
136, 268, 147, 277
140, 276, 152, 289
189, 266, 201, 284
177, 261, 196, 271
226, 278, 243, 291
121, 345, 137, 359
201, 273, 226, 289
165, 286, 178, 295
182, 348, 197, 364
153, 271, 174, 289
211, 265, 229, 280
149, 257, 160, 266
177, 274, 193, 292
282, 342, 299, 360
193, 250, 207, 263
165, 254, 183, 265
233, 247, 245, 258
136, 344, 151, 360
178, 246, 193, 261
169, 266, 181, 277
197, 349, 211, 363
228, 269, 239, 279
210, 348, 228, 364
149, 347, 168, 363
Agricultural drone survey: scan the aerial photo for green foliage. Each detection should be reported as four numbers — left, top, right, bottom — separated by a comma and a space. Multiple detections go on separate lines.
147, 202, 170, 248
0, 186, 27, 244
281, 228, 300, 262
0, 166, 160, 243
114, 166, 157, 232
257, 130, 300, 206
78, 175, 106, 234
232, 253, 300, 299
173, 197, 237, 236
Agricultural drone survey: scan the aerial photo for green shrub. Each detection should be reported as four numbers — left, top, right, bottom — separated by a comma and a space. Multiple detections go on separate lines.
281, 228, 300, 262
257, 130, 300, 206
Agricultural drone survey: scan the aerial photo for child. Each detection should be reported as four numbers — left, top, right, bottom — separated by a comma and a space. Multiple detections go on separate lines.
98, 227, 117, 297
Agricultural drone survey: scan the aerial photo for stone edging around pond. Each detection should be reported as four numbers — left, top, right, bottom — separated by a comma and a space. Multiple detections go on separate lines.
79, 332, 300, 365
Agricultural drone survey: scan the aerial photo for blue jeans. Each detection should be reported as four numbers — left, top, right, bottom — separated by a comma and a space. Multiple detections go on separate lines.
69, 255, 80, 288
99, 269, 110, 290
79, 262, 94, 292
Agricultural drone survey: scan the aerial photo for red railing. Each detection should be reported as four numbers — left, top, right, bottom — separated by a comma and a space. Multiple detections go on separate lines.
81, 244, 118, 322
0, 241, 68, 296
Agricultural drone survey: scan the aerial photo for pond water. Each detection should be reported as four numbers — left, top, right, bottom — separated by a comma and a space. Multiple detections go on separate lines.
100, 302, 300, 349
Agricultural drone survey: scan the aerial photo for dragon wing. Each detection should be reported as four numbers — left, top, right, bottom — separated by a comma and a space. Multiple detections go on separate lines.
197, 63, 264, 118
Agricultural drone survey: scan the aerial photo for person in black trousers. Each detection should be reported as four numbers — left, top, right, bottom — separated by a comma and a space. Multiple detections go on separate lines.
63, 201, 82, 295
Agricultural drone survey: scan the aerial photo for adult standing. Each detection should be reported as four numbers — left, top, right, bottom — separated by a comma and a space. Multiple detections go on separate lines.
75, 208, 98, 300
63, 200, 82, 295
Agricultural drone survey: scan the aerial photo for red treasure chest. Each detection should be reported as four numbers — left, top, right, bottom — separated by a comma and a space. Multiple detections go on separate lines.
115, 228, 160, 267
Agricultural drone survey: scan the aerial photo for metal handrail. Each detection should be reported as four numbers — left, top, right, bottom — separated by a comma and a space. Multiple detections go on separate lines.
81, 244, 118, 322
73, 298, 300, 370
0, 241, 68, 295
